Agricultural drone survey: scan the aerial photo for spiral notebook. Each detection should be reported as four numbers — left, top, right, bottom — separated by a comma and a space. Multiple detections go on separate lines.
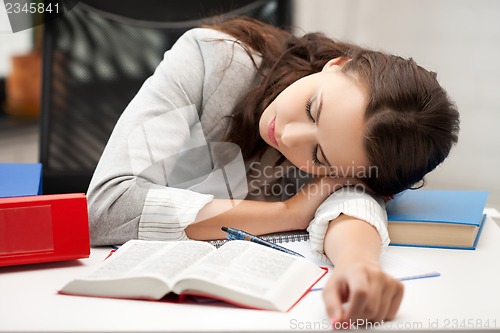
209, 230, 309, 248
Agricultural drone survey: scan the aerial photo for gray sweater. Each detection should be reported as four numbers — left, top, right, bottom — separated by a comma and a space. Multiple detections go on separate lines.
87, 28, 389, 257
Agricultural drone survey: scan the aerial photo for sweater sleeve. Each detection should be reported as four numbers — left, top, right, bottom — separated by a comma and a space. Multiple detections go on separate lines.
87, 29, 256, 246
307, 187, 390, 263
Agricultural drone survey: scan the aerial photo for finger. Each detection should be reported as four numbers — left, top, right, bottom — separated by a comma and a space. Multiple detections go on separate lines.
370, 276, 395, 322
371, 284, 392, 322
362, 274, 385, 322
323, 278, 347, 322
386, 280, 404, 320
344, 271, 370, 321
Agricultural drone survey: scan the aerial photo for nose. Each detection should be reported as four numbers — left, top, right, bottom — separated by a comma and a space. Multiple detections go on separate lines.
280, 122, 316, 148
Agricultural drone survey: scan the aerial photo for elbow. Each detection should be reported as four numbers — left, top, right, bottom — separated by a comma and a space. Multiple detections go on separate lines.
86, 178, 143, 246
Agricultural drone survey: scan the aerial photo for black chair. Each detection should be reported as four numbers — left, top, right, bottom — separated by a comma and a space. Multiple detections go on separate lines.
40, 0, 292, 194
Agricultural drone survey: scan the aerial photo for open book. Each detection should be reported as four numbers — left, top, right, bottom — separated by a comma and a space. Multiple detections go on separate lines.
59, 240, 327, 312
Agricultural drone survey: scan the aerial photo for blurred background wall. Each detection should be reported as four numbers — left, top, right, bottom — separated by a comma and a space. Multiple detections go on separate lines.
293, 0, 500, 208
0, 5, 31, 76
1, 0, 499, 207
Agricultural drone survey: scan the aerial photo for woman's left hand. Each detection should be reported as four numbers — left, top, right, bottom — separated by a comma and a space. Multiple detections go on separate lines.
322, 260, 404, 325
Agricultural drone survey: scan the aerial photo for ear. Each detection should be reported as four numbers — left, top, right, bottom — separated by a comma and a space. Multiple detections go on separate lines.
322, 56, 351, 72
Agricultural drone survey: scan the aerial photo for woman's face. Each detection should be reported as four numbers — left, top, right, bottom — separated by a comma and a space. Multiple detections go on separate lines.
259, 58, 370, 177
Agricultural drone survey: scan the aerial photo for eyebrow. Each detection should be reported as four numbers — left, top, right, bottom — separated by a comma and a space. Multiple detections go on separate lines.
315, 93, 333, 168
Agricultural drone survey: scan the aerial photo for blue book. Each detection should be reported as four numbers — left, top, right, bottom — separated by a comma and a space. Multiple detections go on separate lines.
0, 163, 42, 198
386, 190, 488, 250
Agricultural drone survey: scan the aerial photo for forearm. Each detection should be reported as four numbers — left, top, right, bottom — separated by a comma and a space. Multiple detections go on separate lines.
186, 199, 289, 240
187, 177, 343, 240
324, 213, 382, 268
322, 214, 404, 322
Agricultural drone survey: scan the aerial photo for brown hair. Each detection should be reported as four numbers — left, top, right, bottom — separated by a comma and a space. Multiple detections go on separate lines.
206, 17, 459, 196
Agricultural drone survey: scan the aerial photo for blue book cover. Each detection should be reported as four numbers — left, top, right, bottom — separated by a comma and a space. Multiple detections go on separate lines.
0, 163, 42, 198
387, 189, 488, 226
386, 190, 488, 249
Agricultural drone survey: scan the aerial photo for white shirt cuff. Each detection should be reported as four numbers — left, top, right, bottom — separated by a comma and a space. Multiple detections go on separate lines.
307, 187, 390, 264
138, 187, 214, 241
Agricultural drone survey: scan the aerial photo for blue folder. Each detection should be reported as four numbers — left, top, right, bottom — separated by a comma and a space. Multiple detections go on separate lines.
0, 163, 42, 198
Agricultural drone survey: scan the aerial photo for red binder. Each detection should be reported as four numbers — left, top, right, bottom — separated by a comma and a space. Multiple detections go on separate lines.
0, 193, 90, 267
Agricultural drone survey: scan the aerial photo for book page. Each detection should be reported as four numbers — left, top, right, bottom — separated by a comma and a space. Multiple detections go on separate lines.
86, 240, 215, 283
379, 251, 440, 281
175, 240, 305, 296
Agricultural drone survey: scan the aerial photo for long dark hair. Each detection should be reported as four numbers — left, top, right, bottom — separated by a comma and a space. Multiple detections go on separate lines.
206, 17, 459, 196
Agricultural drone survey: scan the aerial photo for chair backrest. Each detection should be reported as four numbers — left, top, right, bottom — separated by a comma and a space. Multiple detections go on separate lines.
40, 0, 292, 194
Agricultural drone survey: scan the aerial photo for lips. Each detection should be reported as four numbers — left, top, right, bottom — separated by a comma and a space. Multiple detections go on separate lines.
268, 116, 279, 147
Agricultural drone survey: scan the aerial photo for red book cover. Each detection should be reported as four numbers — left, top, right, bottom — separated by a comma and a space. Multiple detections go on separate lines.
0, 193, 90, 266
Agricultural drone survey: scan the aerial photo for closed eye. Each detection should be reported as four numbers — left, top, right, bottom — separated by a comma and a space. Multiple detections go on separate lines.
312, 144, 322, 166
308, 92, 330, 168
307, 99, 322, 165
305, 98, 315, 122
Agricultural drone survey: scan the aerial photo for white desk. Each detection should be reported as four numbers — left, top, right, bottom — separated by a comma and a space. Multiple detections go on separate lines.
1, 218, 499, 332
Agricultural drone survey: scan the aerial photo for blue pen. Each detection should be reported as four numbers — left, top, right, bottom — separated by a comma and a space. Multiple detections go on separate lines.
221, 227, 304, 257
